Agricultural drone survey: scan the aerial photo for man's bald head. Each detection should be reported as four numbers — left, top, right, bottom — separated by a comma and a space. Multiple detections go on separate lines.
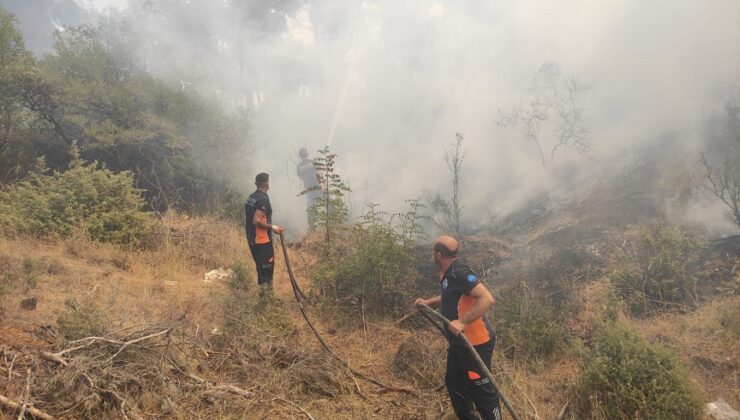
434, 235, 459, 258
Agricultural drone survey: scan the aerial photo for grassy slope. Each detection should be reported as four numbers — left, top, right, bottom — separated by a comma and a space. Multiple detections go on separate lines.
0, 203, 737, 418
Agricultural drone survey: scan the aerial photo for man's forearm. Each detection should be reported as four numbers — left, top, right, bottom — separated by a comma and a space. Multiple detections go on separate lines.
254, 220, 272, 230
424, 295, 441, 308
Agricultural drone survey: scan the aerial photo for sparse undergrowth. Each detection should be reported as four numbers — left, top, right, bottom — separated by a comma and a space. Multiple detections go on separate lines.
493, 281, 573, 363
612, 223, 707, 316
391, 330, 446, 389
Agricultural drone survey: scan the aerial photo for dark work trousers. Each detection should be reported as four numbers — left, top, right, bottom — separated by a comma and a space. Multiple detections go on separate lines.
446, 337, 502, 420
249, 243, 274, 286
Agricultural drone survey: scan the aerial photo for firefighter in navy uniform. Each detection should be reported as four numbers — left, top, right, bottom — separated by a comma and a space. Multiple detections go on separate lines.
245, 173, 284, 296
296, 148, 321, 229
415, 236, 502, 420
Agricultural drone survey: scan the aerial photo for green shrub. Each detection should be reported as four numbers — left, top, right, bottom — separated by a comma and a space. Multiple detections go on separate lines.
57, 298, 106, 341
229, 261, 252, 292
0, 154, 153, 247
575, 323, 703, 419
318, 204, 418, 319
613, 224, 706, 315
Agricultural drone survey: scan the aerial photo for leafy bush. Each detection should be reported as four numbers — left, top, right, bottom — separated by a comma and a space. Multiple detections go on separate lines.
228, 261, 252, 292
613, 224, 706, 315
57, 298, 106, 341
575, 323, 703, 419
0, 154, 153, 247
316, 204, 420, 320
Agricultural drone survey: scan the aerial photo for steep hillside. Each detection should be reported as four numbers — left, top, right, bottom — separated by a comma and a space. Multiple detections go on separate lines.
1, 160, 738, 419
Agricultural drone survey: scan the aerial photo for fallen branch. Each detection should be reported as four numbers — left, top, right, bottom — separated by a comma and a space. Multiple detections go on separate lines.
168, 358, 253, 400
40, 328, 171, 366
0, 365, 22, 379
0, 395, 54, 420
104, 328, 171, 363
39, 352, 67, 367
556, 400, 570, 420
17, 368, 32, 420
6, 351, 17, 382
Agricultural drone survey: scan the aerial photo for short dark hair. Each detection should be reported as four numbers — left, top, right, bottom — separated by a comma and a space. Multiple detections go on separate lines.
255, 172, 269, 187
434, 241, 458, 258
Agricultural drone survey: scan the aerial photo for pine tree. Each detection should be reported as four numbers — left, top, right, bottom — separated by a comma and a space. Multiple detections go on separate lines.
299, 146, 351, 257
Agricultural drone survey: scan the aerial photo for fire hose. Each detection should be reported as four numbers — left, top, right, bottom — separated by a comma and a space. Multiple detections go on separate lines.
278, 233, 521, 417
277, 233, 416, 395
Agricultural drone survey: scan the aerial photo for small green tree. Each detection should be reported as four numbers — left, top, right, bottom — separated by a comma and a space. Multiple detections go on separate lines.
300, 146, 351, 257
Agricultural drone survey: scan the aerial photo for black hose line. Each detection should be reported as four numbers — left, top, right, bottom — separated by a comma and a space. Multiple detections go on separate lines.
416, 303, 522, 420
277, 233, 308, 302
277, 233, 416, 395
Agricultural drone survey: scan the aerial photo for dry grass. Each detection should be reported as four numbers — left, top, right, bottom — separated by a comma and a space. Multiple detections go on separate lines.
0, 216, 446, 419
0, 212, 248, 335
1, 211, 738, 419
629, 295, 740, 408
391, 330, 446, 389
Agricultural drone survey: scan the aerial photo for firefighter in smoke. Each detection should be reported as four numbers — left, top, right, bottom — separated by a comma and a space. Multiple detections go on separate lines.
415, 236, 502, 420
296, 148, 321, 229
245, 172, 284, 296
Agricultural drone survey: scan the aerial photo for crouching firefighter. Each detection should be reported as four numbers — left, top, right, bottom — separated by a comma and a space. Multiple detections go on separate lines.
245, 172, 284, 297
415, 236, 502, 420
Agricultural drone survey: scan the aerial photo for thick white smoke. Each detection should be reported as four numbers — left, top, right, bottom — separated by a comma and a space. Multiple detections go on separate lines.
12, 0, 740, 234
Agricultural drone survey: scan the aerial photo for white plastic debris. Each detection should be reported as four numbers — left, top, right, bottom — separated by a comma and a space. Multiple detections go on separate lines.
203, 268, 233, 283
706, 399, 740, 420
